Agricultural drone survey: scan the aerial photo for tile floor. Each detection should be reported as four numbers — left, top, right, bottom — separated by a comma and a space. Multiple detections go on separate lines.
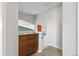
32, 46, 62, 56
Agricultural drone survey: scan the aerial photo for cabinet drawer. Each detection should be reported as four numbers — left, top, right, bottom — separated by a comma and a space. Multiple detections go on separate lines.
27, 39, 38, 46
19, 34, 38, 56
26, 41, 38, 49
19, 35, 27, 39
26, 45, 37, 54
19, 48, 27, 56
27, 35, 34, 38
19, 47, 26, 55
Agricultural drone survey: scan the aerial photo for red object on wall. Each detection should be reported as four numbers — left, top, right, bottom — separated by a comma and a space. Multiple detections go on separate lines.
37, 25, 42, 32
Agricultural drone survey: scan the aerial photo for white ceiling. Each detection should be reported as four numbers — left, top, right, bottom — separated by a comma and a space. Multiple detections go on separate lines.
19, 2, 61, 15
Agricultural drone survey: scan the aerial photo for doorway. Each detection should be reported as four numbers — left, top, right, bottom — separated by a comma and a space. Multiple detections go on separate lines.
18, 2, 63, 56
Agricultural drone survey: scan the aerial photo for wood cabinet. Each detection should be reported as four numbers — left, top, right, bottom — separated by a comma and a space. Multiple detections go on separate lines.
19, 34, 38, 56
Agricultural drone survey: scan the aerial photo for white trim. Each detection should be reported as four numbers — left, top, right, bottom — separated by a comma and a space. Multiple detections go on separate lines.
51, 45, 62, 50
2, 3, 6, 56
46, 44, 62, 50
0, 2, 2, 56
53, 46, 62, 50
78, 2, 79, 56
37, 50, 42, 53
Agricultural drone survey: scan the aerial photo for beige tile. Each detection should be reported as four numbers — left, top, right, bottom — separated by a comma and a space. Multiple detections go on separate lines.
32, 46, 62, 56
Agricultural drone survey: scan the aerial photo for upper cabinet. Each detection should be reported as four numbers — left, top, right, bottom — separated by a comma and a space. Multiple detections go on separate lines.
18, 20, 35, 30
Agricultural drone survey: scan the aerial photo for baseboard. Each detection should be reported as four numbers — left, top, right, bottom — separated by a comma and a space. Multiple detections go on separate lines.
37, 50, 42, 53
37, 45, 62, 53
55, 46, 62, 50
47, 45, 62, 50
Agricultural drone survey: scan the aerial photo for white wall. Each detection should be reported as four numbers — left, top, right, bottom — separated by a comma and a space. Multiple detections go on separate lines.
0, 2, 2, 56
46, 4, 62, 49
36, 3, 62, 50
78, 2, 79, 56
3, 2, 18, 56
63, 2, 77, 56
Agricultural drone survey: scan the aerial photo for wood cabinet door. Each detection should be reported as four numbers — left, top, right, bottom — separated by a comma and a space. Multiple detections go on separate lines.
19, 34, 38, 56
